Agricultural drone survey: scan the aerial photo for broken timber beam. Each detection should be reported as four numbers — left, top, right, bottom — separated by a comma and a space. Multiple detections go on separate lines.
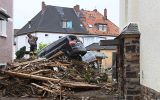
30, 69, 51, 75
42, 64, 70, 67
61, 82, 100, 89
2, 71, 62, 83
1, 71, 100, 90
13, 58, 46, 67
31, 83, 58, 94
48, 51, 64, 60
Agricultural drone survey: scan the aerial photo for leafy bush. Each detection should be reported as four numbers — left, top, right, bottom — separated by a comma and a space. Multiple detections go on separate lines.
36, 43, 48, 53
83, 68, 95, 83
16, 46, 26, 59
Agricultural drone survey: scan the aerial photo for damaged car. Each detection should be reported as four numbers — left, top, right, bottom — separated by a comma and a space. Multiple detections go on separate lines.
38, 35, 87, 60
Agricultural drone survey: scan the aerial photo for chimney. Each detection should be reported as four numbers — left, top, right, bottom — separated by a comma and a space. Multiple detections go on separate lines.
93, 9, 97, 12
74, 5, 80, 12
104, 8, 107, 19
42, 1, 46, 11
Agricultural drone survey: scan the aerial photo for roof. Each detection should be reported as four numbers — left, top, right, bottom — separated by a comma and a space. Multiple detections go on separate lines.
14, 29, 20, 35
86, 43, 117, 51
87, 51, 107, 58
116, 23, 140, 39
82, 51, 107, 63
78, 10, 119, 36
0, 10, 10, 21
16, 5, 87, 36
121, 23, 140, 35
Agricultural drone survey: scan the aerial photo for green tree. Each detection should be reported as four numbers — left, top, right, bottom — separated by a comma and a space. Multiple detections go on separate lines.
36, 43, 48, 53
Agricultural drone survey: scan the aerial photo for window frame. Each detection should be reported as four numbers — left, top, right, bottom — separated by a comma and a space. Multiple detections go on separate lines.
66, 21, 72, 29
0, 20, 7, 37
98, 24, 107, 32
62, 20, 72, 29
62, 21, 67, 28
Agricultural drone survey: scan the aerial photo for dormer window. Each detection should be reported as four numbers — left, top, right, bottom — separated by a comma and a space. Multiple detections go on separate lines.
98, 24, 107, 32
88, 24, 93, 28
62, 20, 72, 29
28, 24, 31, 28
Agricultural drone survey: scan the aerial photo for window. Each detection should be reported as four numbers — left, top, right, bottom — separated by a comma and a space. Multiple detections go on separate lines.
28, 24, 31, 28
88, 24, 93, 28
0, 20, 6, 36
98, 24, 107, 32
59, 36, 62, 38
62, 21, 72, 29
62, 21, 66, 28
45, 34, 48, 36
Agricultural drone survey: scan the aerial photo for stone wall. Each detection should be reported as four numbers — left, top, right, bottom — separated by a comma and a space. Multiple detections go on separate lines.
141, 85, 160, 100
123, 37, 140, 100
117, 23, 141, 100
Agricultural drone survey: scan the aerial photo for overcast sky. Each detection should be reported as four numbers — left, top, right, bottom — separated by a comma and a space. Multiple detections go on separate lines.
14, 0, 119, 29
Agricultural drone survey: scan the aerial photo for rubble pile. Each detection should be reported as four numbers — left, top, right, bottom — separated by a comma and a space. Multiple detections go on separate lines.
0, 52, 112, 98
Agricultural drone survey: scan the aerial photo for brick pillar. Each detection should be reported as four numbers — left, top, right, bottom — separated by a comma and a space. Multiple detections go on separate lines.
117, 23, 140, 100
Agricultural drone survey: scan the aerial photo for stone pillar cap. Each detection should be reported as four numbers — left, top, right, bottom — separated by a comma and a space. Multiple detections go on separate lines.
116, 23, 140, 39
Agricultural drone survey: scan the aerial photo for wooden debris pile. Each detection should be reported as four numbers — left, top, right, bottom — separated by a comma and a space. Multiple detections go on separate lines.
0, 52, 110, 98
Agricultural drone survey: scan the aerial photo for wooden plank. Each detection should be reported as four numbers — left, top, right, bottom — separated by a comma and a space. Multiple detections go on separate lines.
41, 63, 70, 67
2, 71, 100, 90
100, 39, 121, 46
30, 69, 51, 75
0, 76, 5, 80
31, 83, 58, 94
61, 82, 100, 89
13, 58, 46, 67
2, 71, 63, 83
48, 51, 64, 60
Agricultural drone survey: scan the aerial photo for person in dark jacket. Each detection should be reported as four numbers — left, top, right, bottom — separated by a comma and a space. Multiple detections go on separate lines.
27, 33, 38, 58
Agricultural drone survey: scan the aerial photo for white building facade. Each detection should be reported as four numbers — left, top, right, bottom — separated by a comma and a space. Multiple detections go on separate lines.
15, 33, 115, 54
120, 0, 160, 96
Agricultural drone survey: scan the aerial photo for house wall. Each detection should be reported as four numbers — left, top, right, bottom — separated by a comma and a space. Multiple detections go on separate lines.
82, 36, 114, 47
100, 49, 116, 70
15, 35, 29, 51
15, 33, 66, 52
119, 0, 139, 31
139, 0, 160, 93
120, 0, 160, 97
0, 0, 13, 63
15, 32, 114, 53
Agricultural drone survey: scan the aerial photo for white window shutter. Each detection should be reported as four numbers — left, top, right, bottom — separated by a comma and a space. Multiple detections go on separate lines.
0, 20, 2, 34
2, 21, 6, 36
62, 21, 67, 28
0, 20, 7, 36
